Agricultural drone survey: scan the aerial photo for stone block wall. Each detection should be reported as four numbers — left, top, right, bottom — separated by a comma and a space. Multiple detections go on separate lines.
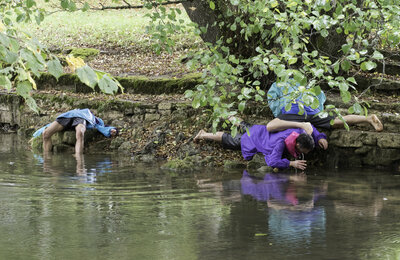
1, 92, 400, 171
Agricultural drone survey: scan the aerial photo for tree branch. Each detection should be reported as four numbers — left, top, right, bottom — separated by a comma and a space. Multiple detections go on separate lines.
92, 0, 187, 10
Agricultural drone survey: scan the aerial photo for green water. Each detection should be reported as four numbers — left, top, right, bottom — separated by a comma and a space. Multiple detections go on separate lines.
1, 134, 400, 260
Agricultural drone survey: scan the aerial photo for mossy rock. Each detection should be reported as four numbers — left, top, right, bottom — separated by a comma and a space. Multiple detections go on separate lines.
70, 48, 100, 61
31, 136, 43, 151
162, 158, 194, 171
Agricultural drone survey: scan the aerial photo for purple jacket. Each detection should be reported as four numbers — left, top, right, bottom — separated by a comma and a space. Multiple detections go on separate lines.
240, 125, 326, 169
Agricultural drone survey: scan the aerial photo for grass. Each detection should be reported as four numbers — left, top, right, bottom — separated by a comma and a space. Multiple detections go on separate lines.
15, 5, 205, 76
18, 7, 203, 52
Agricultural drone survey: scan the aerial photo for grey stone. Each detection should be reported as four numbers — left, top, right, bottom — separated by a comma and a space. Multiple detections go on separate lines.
377, 133, 400, 148
145, 113, 161, 121
110, 137, 125, 149
118, 141, 133, 153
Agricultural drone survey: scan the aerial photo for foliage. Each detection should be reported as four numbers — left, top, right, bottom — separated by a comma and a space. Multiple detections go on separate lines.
0, 0, 122, 113
145, 0, 400, 132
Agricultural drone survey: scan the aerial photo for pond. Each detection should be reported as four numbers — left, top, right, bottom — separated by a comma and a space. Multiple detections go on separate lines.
1, 134, 400, 260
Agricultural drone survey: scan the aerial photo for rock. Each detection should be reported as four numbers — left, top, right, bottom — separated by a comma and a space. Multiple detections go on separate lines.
247, 154, 265, 170
145, 113, 161, 122
158, 102, 172, 110
62, 131, 76, 145
118, 141, 133, 153
133, 154, 156, 163
110, 137, 125, 149
223, 160, 246, 169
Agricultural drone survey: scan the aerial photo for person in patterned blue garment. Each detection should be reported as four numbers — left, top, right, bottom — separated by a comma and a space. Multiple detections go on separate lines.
33, 109, 118, 154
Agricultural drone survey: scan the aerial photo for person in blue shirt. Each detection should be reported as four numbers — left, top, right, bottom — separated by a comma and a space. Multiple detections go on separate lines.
267, 81, 383, 132
33, 109, 118, 154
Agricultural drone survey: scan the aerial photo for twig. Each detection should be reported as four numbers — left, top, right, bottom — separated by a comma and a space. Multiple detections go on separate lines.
92, 0, 187, 10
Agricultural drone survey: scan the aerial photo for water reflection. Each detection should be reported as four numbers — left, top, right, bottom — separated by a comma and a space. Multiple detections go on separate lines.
241, 171, 327, 248
1, 133, 400, 260
34, 152, 115, 184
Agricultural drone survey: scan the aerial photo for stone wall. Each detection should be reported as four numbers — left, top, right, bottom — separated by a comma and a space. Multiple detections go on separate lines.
1, 90, 400, 172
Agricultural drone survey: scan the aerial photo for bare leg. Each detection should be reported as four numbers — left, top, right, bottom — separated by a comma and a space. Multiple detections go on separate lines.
333, 114, 383, 131
75, 123, 86, 155
194, 130, 224, 142
266, 118, 313, 135
43, 121, 64, 153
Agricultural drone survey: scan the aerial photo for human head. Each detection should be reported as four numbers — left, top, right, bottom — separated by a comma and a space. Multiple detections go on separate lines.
295, 133, 315, 154
110, 128, 119, 137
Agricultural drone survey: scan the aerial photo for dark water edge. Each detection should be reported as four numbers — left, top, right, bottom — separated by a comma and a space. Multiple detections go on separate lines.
1, 133, 400, 260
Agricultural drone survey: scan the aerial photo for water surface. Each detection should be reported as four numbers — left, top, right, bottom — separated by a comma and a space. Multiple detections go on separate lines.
1, 134, 400, 260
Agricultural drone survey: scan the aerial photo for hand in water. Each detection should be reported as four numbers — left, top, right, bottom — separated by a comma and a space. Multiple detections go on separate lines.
290, 160, 307, 170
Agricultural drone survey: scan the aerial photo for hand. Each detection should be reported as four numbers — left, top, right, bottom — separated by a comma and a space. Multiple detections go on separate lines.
301, 122, 313, 135
318, 138, 328, 150
290, 160, 307, 170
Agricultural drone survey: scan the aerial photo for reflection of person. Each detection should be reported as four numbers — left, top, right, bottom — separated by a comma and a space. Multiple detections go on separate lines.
33, 109, 118, 155
267, 81, 383, 131
240, 170, 326, 211
194, 120, 327, 170
74, 153, 87, 176
241, 170, 327, 246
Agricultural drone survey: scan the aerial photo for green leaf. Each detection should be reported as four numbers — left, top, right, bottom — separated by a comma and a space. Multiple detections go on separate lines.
238, 101, 246, 112
341, 60, 351, 71
293, 70, 307, 86
333, 61, 340, 74
209, 1, 215, 10
341, 44, 351, 54
372, 51, 384, 60
82, 2, 90, 11
192, 97, 200, 109
16, 81, 32, 98
346, 77, 357, 84
340, 90, 351, 103
25, 96, 39, 114
98, 74, 119, 94
352, 103, 362, 114
231, 126, 238, 138
47, 59, 64, 80
288, 58, 298, 65
230, 0, 240, 5
320, 29, 329, 37
285, 102, 292, 112
4, 50, 18, 64
76, 65, 98, 89
61, 0, 69, 9
0, 75, 12, 91
360, 61, 376, 71
26, 0, 36, 8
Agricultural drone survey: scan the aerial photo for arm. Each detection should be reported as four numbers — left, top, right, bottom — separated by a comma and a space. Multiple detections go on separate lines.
264, 141, 290, 169
264, 140, 308, 170
267, 118, 313, 135
310, 125, 328, 150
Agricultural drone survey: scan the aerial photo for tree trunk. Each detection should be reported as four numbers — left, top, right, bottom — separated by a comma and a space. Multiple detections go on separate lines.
181, 0, 221, 44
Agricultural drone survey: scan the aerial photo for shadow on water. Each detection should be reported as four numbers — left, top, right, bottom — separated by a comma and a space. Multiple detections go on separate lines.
1, 133, 400, 260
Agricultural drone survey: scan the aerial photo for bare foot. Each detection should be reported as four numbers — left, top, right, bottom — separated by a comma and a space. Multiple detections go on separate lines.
193, 130, 205, 142
369, 114, 383, 132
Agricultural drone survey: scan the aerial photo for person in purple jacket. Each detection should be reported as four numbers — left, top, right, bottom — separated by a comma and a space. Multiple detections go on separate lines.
194, 121, 327, 170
